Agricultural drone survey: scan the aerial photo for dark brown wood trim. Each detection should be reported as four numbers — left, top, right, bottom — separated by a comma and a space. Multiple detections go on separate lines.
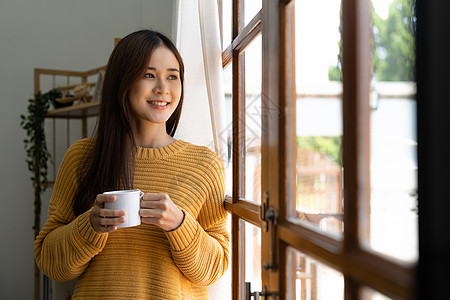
232, 10, 262, 53
231, 54, 246, 204
224, 199, 262, 227
278, 222, 342, 265
279, 241, 289, 300
232, 0, 244, 40
345, 276, 360, 300
281, 0, 296, 229
261, 0, 282, 294
222, 45, 232, 68
342, 0, 372, 253
231, 214, 246, 299
279, 3, 295, 299
279, 221, 414, 299
342, 0, 359, 254
230, 2, 246, 300
223, 9, 261, 66
346, 251, 415, 300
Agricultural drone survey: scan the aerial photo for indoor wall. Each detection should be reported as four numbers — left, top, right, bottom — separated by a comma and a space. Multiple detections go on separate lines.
0, 0, 175, 298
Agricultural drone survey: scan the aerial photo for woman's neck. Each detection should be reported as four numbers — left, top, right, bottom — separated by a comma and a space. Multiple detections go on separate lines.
133, 122, 176, 148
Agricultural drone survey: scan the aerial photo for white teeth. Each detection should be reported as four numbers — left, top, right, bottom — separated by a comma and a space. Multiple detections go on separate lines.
149, 101, 168, 106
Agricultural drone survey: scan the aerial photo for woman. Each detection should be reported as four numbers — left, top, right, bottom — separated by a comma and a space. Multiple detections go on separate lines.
34, 30, 229, 299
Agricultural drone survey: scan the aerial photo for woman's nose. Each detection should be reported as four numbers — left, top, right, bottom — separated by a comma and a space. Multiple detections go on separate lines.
153, 79, 169, 94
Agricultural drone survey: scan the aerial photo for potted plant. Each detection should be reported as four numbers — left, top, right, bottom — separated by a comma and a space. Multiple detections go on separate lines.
20, 88, 61, 236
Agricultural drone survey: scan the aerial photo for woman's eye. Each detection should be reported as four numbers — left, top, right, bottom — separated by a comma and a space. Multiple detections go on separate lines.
168, 75, 178, 80
144, 73, 154, 79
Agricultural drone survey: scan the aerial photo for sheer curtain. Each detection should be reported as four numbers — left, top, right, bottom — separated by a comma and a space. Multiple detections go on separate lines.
175, 1, 231, 299
174, 0, 228, 164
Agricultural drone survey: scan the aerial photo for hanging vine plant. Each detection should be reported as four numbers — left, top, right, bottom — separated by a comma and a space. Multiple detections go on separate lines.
20, 89, 62, 236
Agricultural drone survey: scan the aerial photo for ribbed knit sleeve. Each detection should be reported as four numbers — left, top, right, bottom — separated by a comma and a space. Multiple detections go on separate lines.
165, 149, 230, 286
34, 139, 108, 282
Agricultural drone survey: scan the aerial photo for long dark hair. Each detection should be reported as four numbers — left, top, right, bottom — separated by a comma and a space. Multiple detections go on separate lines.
73, 30, 185, 216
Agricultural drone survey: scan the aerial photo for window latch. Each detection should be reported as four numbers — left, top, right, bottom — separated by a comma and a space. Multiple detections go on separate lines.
260, 191, 279, 271
245, 282, 279, 300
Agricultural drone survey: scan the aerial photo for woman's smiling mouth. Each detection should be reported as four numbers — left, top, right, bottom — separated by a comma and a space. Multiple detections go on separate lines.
147, 100, 170, 107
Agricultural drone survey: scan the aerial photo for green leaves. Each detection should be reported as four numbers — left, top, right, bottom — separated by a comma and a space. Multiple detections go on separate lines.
329, 0, 416, 82
20, 88, 61, 232
372, 0, 416, 81
297, 136, 342, 166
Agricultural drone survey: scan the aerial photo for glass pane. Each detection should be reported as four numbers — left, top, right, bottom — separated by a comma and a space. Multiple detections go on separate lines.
245, 221, 262, 294
360, 286, 393, 300
208, 214, 232, 299
223, 63, 233, 196
222, 0, 232, 49
245, 0, 262, 26
367, 0, 418, 262
244, 34, 262, 205
286, 247, 344, 300
289, 0, 344, 237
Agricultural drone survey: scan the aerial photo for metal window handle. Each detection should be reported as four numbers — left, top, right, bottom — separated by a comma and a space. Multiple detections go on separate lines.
260, 192, 279, 271
245, 282, 261, 300
260, 192, 269, 232
245, 283, 279, 300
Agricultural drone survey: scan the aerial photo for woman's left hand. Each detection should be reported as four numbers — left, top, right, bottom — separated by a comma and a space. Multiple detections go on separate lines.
139, 193, 184, 231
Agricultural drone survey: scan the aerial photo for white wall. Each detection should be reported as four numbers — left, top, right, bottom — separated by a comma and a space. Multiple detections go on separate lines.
0, 0, 175, 298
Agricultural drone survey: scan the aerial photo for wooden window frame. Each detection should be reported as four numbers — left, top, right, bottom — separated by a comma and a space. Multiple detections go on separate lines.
219, 0, 416, 299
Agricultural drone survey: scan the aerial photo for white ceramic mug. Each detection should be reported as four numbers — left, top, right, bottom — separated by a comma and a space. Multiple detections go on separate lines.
103, 189, 143, 228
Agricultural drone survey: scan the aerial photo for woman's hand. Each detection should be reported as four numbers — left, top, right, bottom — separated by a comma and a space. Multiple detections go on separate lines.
140, 193, 184, 231
90, 194, 125, 233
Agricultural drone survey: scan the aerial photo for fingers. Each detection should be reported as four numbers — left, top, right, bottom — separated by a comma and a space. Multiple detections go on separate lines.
94, 194, 116, 207
139, 208, 165, 218
93, 217, 125, 233
141, 193, 170, 201
91, 213, 126, 233
99, 209, 125, 218
90, 194, 126, 233
99, 216, 126, 226
139, 193, 184, 231
140, 193, 171, 208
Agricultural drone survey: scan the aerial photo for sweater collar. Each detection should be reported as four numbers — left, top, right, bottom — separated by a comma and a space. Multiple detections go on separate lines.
135, 139, 187, 160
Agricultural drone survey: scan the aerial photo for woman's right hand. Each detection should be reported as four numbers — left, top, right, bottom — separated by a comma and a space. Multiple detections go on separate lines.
90, 194, 125, 233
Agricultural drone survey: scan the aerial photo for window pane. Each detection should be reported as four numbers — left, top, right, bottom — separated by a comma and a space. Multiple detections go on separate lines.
222, 0, 232, 49
366, 0, 418, 262
223, 63, 233, 196
244, 0, 261, 26
286, 247, 344, 300
208, 214, 232, 299
245, 222, 262, 293
244, 34, 262, 205
289, 0, 344, 237
360, 286, 393, 300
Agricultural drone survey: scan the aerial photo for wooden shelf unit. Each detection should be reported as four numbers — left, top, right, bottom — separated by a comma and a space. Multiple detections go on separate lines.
33, 66, 106, 300
46, 101, 100, 119
34, 66, 105, 136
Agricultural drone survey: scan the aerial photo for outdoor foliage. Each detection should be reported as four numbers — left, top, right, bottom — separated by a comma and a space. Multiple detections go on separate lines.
297, 136, 342, 166
372, 0, 416, 81
329, 0, 416, 82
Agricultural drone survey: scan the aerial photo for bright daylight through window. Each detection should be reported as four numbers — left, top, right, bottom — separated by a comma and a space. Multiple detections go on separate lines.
290, 0, 417, 262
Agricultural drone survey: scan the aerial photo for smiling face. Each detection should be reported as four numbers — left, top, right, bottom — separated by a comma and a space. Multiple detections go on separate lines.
128, 46, 182, 129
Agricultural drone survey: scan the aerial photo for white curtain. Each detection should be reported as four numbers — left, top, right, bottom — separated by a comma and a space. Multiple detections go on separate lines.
175, 1, 231, 299
174, 0, 228, 165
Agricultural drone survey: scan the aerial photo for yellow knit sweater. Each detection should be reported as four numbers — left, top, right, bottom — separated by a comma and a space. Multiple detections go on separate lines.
34, 138, 230, 299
